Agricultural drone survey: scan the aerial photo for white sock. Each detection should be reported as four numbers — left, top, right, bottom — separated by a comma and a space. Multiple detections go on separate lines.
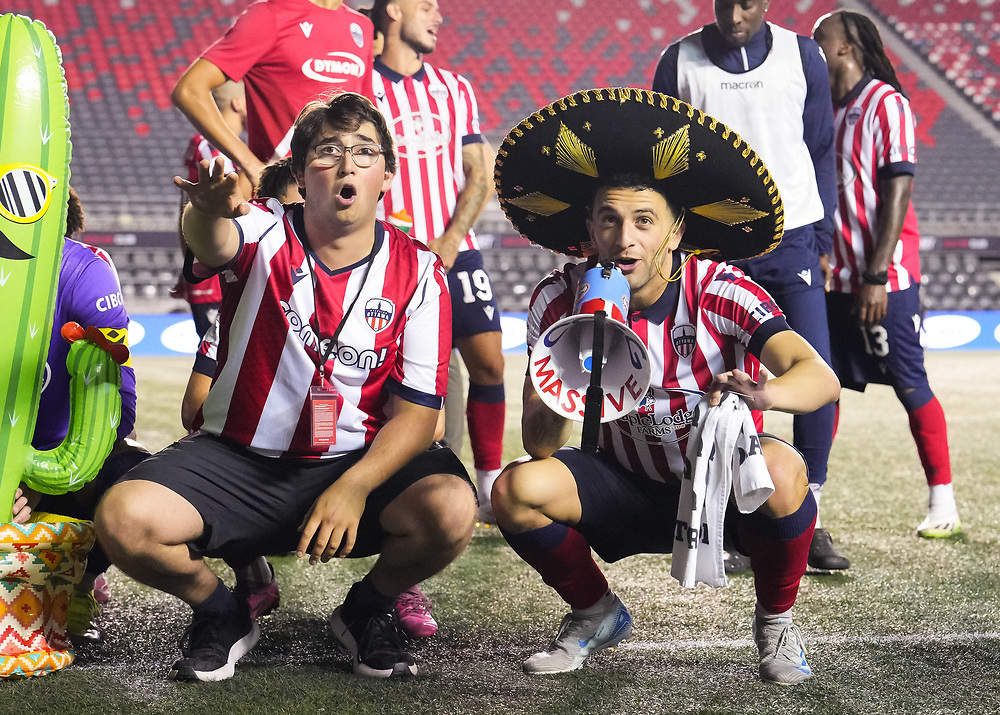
755, 602, 792, 621
573, 589, 616, 618
476, 468, 501, 503
927, 483, 957, 516
809, 483, 823, 529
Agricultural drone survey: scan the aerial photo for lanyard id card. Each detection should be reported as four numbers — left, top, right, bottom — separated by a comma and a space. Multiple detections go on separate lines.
309, 383, 338, 448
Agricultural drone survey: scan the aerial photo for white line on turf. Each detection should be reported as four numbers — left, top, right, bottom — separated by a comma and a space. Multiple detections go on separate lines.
620, 631, 1000, 652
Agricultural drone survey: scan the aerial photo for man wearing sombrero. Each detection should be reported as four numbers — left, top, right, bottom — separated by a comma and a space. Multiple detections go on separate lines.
490, 89, 840, 684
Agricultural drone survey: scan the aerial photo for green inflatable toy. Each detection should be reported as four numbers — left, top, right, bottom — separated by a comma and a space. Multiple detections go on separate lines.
0, 14, 121, 515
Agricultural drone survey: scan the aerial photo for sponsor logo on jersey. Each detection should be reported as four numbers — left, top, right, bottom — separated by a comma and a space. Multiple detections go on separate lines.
96, 291, 126, 312
846, 107, 862, 126
292, 264, 309, 286
364, 297, 395, 333
671, 323, 696, 358
616, 386, 702, 442
720, 80, 764, 90
282, 299, 388, 369
301, 52, 366, 84
299, 21, 313, 38
350, 22, 364, 48
392, 113, 451, 159
797, 268, 812, 286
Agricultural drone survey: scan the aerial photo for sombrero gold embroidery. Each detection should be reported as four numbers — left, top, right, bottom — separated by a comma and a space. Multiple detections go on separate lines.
691, 199, 769, 226
652, 125, 690, 180
506, 192, 571, 216
555, 122, 598, 178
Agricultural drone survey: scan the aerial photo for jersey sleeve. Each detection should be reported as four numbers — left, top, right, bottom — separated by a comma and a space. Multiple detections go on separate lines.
389, 254, 452, 408
526, 262, 580, 354
701, 264, 789, 358
457, 74, 484, 145
874, 91, 917, 178
201, 3, 279, 82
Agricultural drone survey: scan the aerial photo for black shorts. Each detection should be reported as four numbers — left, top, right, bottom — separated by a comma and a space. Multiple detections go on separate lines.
447, 250, 502, 338
118, 434, 472, 562
554, 433, 794, 562
826, 286, 930, 392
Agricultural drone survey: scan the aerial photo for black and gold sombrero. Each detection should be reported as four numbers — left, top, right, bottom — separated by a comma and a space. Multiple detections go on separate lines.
494, 88, 783, 260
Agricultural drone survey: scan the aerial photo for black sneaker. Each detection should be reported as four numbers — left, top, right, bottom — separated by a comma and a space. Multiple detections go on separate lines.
808, 528, 850, 570
168, 600, 260, 682
329, 606, 418, 678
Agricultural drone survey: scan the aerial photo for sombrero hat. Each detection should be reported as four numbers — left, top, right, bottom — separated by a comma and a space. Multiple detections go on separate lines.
494, 88, 783, 260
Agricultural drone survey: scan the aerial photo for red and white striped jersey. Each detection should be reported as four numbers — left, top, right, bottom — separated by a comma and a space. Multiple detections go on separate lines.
372, 59, 484, 251
202, 0, 375, 163
195, 200, 451, 458
527, 256, 788, 483
830, 77, 922, 293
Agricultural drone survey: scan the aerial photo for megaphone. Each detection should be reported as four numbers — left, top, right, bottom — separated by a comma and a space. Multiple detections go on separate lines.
529, 264, 652, 432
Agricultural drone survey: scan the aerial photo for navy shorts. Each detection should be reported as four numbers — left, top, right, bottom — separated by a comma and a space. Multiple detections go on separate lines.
553, 434, 794, 562
447, 250, 502, 338
826, 286, 930, 392
118, 434, 472, 562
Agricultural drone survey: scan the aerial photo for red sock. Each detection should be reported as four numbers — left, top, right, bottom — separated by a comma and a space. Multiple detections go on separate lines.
907, 396, 951, 487
467, 383, 505, 471
501, 522, 608, 610
738, 496, 816, 614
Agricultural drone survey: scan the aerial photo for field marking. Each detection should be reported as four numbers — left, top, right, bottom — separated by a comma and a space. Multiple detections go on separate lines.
620, 631, 1000, 652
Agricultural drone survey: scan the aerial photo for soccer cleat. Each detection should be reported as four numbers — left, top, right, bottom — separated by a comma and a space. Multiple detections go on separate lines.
329, 606, 418, 678
66, 589, 101, 642
752, 616, 812, 685
808, 528, 850, 570
917, 512, 962, 539
522, 595, 633, 674
168, 601, 259, 682
233, 562, 281, 619
394, 585, 438, 638
476, 502, 495, 525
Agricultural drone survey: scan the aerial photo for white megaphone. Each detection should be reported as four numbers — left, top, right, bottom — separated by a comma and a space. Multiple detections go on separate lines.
529, 264, 652, 438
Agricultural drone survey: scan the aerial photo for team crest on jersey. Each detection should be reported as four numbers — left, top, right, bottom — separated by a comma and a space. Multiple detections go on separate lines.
365, 297, 395, 333
350, 22, 364, 48
392, 113, 451, 159
429, 83, 449, 101
671, 323, 697, 358
846, 107, 862, 126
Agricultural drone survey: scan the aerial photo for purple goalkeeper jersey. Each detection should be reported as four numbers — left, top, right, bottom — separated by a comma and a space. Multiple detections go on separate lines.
32, 238, 137, 450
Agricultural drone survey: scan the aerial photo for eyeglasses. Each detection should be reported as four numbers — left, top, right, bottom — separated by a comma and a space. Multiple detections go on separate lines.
309, 143, 384, 168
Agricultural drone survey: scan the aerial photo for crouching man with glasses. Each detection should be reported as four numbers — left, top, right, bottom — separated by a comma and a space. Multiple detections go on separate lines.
96, 92, 476, 682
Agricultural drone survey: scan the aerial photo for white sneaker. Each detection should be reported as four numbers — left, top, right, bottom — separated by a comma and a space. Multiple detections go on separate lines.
752, 615, 812, 685
917, 511, 962, 538
523, 595, 632, 674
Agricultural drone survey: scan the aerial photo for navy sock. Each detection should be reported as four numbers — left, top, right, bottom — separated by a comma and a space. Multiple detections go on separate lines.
342, 574, 396, 623
193, 577, 238, 617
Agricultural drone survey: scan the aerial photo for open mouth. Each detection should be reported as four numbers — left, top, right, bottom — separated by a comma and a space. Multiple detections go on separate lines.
337, 184, 357, 206
616, 257, 638, 267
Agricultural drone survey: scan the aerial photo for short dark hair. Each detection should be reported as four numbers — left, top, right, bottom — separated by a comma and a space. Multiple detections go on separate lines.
66, 185, 84, 237
590, 173, 680, 217
367, 0, 392, 35
289, 91, 396, 183
256, 157, 297, 201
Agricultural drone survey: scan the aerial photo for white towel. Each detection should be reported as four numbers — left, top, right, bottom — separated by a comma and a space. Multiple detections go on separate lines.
670, 392, 774, 589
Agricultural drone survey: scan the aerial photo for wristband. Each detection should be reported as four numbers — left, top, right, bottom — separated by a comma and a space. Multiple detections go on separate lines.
862, 270, 889, 285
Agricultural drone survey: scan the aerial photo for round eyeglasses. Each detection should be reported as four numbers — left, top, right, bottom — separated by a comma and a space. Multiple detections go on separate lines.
309, 143, 384, 168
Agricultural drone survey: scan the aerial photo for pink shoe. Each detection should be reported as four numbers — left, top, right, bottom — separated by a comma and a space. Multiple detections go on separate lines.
394, 585, 438, 638
234, 563, 280, 619
93, 572, 110, 604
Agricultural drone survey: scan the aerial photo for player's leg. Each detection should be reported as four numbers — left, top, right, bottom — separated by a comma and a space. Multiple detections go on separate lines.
493, 450, 681, 673
738, 436, 816, 684
449, 250, 505, 522
880, 287, 960, 537
330, 445, 476, 678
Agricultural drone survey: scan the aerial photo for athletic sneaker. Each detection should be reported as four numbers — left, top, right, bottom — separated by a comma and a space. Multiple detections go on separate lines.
233, 562, 281, 619
66, 589, 101, 642
168, 601, 260, 682
808, 528, 851, 570
752, 615, 812, 685
917, 512, 962, 539
522, 595, 633, 674
329, 606, 417, 678
394, 585, 438, 638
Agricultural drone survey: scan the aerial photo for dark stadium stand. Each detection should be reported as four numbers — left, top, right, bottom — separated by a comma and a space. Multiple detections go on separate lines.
5, 0, 999, 313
